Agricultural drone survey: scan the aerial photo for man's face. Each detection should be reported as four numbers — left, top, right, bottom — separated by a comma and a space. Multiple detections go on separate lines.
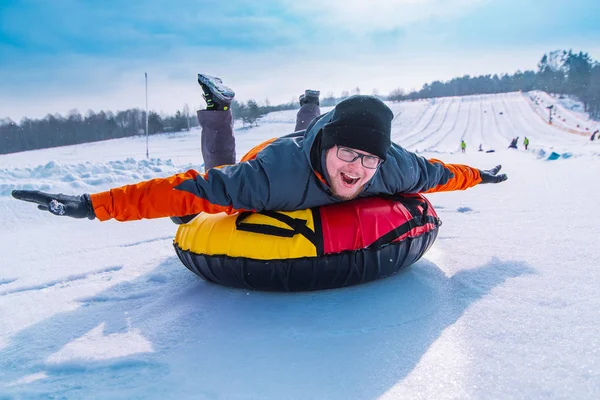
324, 146, 381, 201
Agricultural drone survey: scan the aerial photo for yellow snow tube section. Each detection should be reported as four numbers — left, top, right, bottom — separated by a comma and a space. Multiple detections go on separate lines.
174, 209, 319, 260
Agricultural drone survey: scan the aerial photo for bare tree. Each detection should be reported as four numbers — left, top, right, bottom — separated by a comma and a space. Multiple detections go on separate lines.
182, 104, 191, 131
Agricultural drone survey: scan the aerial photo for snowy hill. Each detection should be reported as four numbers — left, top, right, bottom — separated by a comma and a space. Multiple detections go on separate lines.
1, 92, 599, 399
527, 91, 599, 136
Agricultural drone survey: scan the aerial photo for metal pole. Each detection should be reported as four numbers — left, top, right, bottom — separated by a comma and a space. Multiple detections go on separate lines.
145, 72, 149, 159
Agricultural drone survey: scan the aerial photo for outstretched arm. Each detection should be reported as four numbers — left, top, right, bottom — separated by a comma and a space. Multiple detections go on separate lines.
383, 145, 507, 194
421, 158, 482, 193
421, 160, 507, 193
89, 168, 252, 221
12, 160, 273, 222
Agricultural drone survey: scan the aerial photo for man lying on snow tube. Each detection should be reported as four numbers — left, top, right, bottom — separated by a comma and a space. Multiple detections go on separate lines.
11, 75, 507, 292
168, 77, 495, 291
174, 194, 441, 291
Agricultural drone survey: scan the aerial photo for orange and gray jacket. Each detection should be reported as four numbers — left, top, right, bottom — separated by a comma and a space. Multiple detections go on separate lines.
90, 110, 482, 222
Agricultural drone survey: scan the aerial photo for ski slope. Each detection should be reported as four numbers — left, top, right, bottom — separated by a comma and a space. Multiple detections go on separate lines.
528, 91, 600, 135
1, 91, 599, 399
386, 91, 593, 154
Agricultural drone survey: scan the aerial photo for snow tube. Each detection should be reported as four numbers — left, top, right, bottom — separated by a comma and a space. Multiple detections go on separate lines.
173, 194, 441, 292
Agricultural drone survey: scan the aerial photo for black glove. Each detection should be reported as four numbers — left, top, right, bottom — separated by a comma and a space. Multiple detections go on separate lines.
479, 165, 508, 184
12, 190, 96, 219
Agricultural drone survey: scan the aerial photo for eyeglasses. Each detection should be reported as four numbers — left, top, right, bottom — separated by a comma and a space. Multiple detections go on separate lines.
336, 146, 383, 169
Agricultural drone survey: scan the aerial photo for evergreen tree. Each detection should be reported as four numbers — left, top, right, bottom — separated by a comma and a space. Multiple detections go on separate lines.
564, 51, 593, 109
147, 112, 163, 135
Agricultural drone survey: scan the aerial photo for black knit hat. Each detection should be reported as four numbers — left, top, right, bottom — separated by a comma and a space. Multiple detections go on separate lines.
321, 95, 393, 160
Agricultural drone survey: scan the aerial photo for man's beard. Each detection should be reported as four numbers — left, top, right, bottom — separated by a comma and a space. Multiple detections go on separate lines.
331, 182, 367, 201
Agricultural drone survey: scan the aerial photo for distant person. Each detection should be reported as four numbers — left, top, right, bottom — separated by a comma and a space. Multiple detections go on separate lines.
591, 130, 598, 141
461, 140, 466, 153
508, 138, 518, 149
478, 144, 483, 152
523, 137, 529, 150
12, 74, 507, 226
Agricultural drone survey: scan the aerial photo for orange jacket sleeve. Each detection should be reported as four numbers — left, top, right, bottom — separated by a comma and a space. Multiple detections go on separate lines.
89, 169, 251, 222
423, 158, 482, 193
90, 137, 280, 222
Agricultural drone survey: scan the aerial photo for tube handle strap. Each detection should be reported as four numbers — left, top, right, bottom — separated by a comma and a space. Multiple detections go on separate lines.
235, 210, 318, 248
367, 215, 440, 250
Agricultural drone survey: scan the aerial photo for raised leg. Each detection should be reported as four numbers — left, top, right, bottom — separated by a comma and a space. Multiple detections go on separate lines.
295, 90, 321, 131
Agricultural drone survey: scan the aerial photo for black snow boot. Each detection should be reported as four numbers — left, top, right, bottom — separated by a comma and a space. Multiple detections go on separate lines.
198, 74, 235, 111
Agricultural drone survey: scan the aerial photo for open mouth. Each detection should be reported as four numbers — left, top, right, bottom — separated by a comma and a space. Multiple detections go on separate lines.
340, 172, 360, 186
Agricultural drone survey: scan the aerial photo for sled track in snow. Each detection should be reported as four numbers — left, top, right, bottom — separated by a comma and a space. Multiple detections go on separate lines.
419, 99, 464, 150
499, 94, 524, 140
394, 100, 445, 144
401, 99, 456, 148
425, 98, 472, 152
392, 100, 433, 139
459, 98, 475, 142
488, 97, 512, 149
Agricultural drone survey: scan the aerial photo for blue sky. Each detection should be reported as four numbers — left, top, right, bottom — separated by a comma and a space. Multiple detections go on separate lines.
1, 0, 599, 120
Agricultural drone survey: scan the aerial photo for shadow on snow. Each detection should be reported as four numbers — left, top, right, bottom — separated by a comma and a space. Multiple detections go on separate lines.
0, 255, 534, 399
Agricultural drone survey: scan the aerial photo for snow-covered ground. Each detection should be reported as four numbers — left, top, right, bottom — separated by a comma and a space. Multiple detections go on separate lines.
1, 92, 599, 399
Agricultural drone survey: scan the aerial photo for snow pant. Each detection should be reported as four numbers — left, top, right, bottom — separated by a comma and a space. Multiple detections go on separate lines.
198, 109, 236, 171
295, 103, 321, 131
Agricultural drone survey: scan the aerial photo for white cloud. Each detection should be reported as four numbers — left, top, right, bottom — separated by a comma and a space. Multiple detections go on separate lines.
283, 0, 489, 32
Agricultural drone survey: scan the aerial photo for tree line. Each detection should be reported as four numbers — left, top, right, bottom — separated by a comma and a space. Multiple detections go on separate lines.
0, 107, 199, 155
389, 49, 600, 119
0, 99, 296, 155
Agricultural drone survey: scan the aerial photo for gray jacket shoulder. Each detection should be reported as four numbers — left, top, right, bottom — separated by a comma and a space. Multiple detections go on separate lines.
255, 136, 337, 210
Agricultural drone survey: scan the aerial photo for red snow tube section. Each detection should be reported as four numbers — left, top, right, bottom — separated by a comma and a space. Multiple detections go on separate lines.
173, 194, 441, 291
